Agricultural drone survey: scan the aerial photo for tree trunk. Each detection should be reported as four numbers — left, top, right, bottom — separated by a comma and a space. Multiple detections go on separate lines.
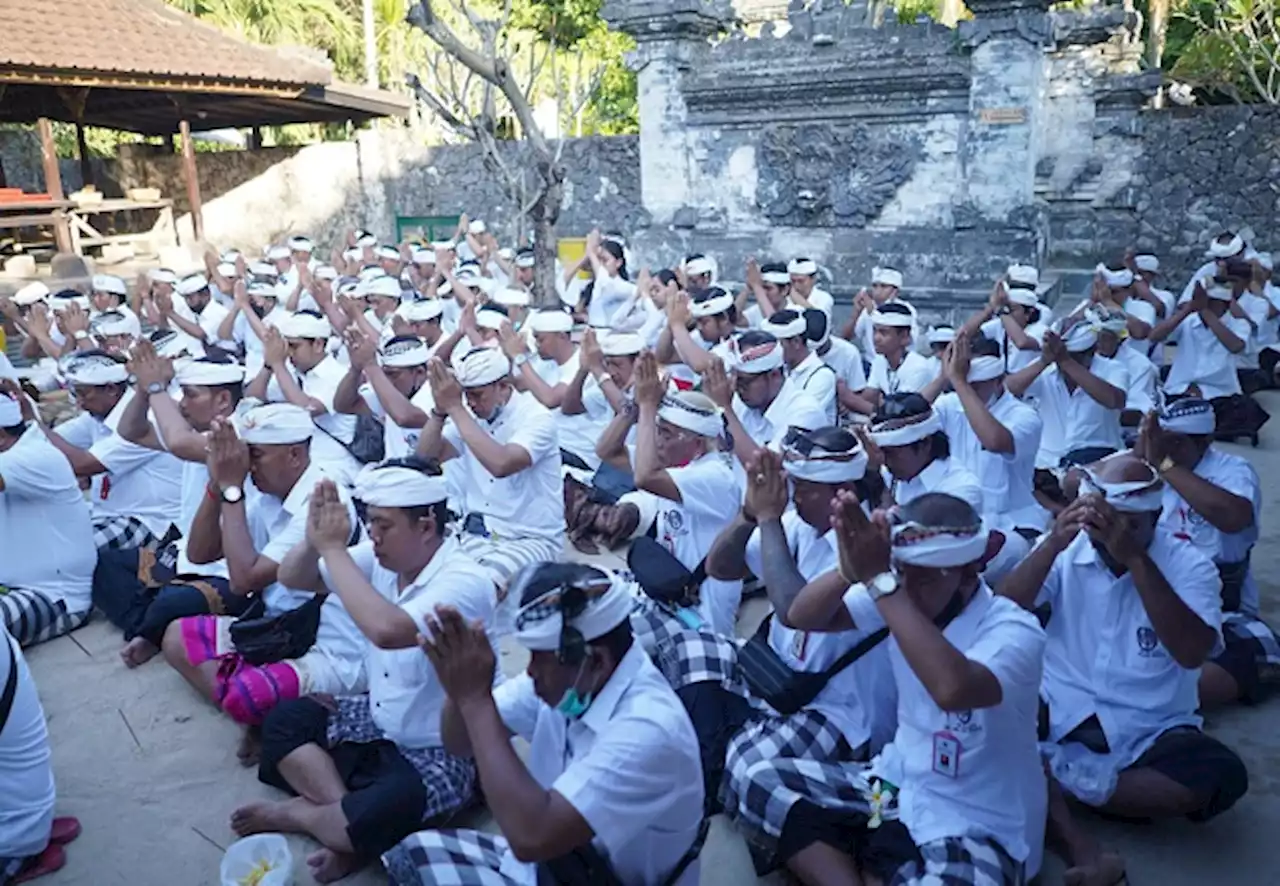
1148, 0, 1170, 70
531, 160, 565, 309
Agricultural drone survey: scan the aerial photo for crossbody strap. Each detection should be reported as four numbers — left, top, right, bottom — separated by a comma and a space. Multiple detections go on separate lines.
0, 635, 19, 738
660, 818, 710, 886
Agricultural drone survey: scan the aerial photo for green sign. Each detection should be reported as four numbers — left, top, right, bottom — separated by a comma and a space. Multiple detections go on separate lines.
396, 215, 462, 245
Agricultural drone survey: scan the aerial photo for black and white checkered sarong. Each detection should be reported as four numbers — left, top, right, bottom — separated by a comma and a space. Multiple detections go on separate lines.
0, 586, 89, 647
327, 696, 476, 824
385, 829, 522, 886
92, 515, 157, 552
1220, 611, 1280, 675
890, 835, 1025, 886
629, 595, 705, 660
650, 627, 747, 695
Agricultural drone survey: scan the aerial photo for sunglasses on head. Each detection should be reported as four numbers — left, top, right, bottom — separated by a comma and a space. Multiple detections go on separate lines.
782, 426, 857, 457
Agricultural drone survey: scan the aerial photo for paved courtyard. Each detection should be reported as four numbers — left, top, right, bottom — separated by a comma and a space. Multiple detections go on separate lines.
22, 390, 1280, 885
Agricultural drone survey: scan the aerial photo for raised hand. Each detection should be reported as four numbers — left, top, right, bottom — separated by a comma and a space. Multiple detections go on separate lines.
744, 448, 789, 522
830, 488, 891, 584
306, 479, 353, 553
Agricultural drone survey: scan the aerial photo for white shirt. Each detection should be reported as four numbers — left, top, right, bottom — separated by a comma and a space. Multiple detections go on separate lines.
1037, 530, 1221, 765
745, 513, 896, 751
443, 391, 564, 540
867, 350, 934, 395
1108, 346, 1158, 415
980, 317, 1046, 373
1160, 446, 1262, 615
934, 390, 1045, 529
252, 463, 366, 691
361, 381, 434, 460
267, 356, 360, 485
1163, 311, 1252, 400
0, 426, 96, 612
733, 384, 829, 451
491, 645, 704, 886
320, 537, 496, 748
1145, 287, 1177, 365
559, 372, 615, 471
888, 456, 984, 514
784, 351, 837, 425
234, 307, 287, 375
844, 584, 1047, 867
174, 298, 232, 349
854, 300, 920, 358
1234, 292, 1271, 368
587, 273, 636, 329
0, 627, 56, 859
1022, 356, 1128, 468
57, 392, 184, 538
655, 452, 744, 636
817, 336, 867, 396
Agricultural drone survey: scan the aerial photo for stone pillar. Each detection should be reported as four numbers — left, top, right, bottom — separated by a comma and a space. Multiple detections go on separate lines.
957, 0, 1054, 225
603, 0, 731, 225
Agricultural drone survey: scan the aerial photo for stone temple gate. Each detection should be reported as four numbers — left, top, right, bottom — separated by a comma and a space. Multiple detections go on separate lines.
602, 0, 1161, 311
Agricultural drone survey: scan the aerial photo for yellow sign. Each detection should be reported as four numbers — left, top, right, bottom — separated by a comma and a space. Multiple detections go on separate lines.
978, 107, 1028, 125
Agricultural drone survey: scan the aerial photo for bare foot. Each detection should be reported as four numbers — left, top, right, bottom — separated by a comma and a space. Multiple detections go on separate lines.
119, 637, 160, 669
307, 848, 361, 883
237, 726, 262, 767
229, 801, 288, 837
1065, 852, 1127, 886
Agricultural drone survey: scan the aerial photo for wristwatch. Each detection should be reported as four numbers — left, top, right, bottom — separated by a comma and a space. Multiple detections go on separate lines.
513, 353, 530, 368
1158, 455, 1176, 474
73, 330, 89, 341
220, 485, 245, 504
146, 381, 166, 395
866, 571, 900, 601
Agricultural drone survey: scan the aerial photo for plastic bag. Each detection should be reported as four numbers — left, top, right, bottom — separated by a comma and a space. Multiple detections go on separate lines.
220, 834, 293, 886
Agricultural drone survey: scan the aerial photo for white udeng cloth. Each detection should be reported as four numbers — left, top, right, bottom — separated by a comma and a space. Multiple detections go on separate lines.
353, 464, 448, 507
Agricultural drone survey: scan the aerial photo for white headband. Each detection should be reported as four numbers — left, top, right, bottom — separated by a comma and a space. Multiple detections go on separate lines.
287, 237, 314, 253
781, 441, 868, 483
891, 520, 990, 567
1079, 470, 1164, 513
148, 268, 178, 284
12, 282, 49, 306
1207, 286, 1234, 302
236, 403, 314, 444
658, 391, 723, 438
729, 338, 784, 374
1007, 289, 1040, 308
280, 312, 332, 340
1007, 264, 1039, 288
515, 253, 536, 269
176, 274, 210, 297
475, 309, 508, 331
64, 354, 128, 385
380, 337, 431, 368
354, 464, 448, 507
927, 327, 955, 345
1208, 235, 1244, 258
396, 299, 444, 323
869, 410, 941, 447
356, 233, 378, 248
871, 267, 903, 289
90, 313, 135, 338
314, 265, 339, 282
690, 292, 734, 318
364, 276, 402, 300
967, 356, 1005, 383
1096, 264, 1134, 289
468, 220, 487, 235
1134, 254, 1160, 273
761, 270, 791, 286
0, 395, 21, 426
528, 310, 574, 334
248, 262, 278, 278
176, 359, 246, 386
788, 259, 818, 277
266, 246, 291, 261
431, 240, 455, 252
511, 570, 634, 651
685, 257, 715, 278
494, 288, 531, 308
92, 274, 127, 296
50, 293, 90, 313
762, 315, 807, 340
377, 246, 401, 261
215, 262, 238, 279
358, 266, 385, 284
870, 309, 913, 328
1159, 399, 1215, 435
600, 331, 644, 356
1062, 323, 1099, 353
454, 348, 511, 387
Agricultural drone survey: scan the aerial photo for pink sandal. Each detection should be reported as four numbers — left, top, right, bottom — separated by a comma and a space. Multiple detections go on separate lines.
11, 845, 66, 883
49, 817, 81, 846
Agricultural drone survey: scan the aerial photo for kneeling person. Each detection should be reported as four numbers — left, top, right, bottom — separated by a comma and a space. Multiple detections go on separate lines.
388, 563, 705, 886
237, 462, 491, 882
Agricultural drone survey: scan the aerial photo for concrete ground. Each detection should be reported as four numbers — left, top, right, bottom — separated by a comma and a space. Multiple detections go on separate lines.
23, 391, 1280, 885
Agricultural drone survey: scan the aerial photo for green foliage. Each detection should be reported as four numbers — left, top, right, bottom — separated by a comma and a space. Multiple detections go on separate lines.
1168, 0, 1280, 103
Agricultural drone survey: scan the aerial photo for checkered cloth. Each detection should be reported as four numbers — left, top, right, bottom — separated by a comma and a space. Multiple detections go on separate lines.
629, 595, 705, 659
455, 532, 563, 594
651, 627, 749, 696
385, 829, 525, 886
326, 695, 477, 823
1220, 611, 1280, 677
92, 515, 157, 552
890, 835, 1025, 886
0, 586, 89, 647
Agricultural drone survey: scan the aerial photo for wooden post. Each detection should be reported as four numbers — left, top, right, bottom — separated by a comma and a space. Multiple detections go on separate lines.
36, 117, 72, 253
75, 122, 93, 188
178, 119, 204, 243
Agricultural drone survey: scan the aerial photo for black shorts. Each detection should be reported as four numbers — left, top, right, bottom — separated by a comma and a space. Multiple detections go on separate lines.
1130, 726, 1248, 822
258, 697, 429, 857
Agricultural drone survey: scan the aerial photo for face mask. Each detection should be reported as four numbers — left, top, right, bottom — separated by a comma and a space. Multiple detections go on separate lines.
555, 659, 594, 719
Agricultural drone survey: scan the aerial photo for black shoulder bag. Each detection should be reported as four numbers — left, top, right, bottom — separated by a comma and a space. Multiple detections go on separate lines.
627, 535, 707, 609
317, 414, 386, 465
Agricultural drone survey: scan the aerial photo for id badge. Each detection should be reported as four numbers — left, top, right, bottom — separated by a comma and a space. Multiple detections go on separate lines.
932, 731, 961, 778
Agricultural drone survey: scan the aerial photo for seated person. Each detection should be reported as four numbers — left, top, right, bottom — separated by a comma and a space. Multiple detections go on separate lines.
1006, 320, 1128, 471
42, 350, 183, 552
0, 383, 95, 646
160, 404, 366, 761
657, 430, 895, 877
595, 354, 744, 638
864, 303, 934, 404
807, 310, 872, 420
416, 347, 564, 593
334, 332, 434, 460
1090, 307, 1158, 432
655, 286, 737, 376
762, 310, 837, 424
1151, 281, 1249, 409
104, 345, 254, 667
1140, 400, 1276, 708
784, 492, 1048, 886
958, 268, 1047, 373
559, 329, 638, 474
236, 463, 492, 883
700, 331, 826, 467
387, 562, 705, 886
865, 393, 983, 512
0, 624, 81, 883
999, 452, 1248, 823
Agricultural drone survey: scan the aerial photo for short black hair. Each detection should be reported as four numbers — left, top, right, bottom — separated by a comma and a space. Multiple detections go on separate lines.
760, 261, 788, 277
877, 302, 912, 319
875, 393, 950, 460
737, 329, 779, 349
655, 269, 678, 286
0, 422, 26, 439
402, 501, 450, 537
898, 491, 980, 528
690, 286, 737, 322
768, 308, 802, 326
592, 619, 634, 661
804, 308, 828, 344
970, 335, 1001, 359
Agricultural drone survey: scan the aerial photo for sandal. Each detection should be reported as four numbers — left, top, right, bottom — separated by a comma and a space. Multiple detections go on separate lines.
12, 845, 66, 884
50, 817, 81, 846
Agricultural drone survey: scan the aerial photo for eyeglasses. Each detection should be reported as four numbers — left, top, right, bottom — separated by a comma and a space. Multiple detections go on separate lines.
782, 426, 857, 457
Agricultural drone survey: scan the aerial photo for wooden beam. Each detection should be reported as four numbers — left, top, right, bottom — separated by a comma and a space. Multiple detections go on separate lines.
178, 119, 204, 243
75, 122, 93, 188
36, 117, 72, 252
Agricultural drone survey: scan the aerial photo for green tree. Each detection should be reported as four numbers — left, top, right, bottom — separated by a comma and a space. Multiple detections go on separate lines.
1169, 0, 1280, 103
